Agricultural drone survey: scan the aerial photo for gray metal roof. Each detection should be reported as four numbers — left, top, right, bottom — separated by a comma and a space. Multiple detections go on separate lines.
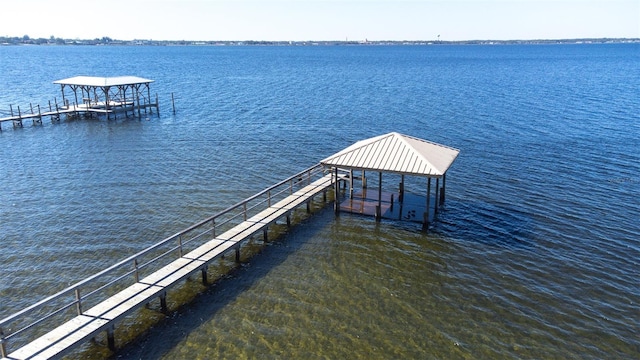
321, 132, 460, 177
53, 76, 154, 87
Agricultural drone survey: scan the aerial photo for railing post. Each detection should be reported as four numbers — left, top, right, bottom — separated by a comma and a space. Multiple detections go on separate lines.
75, 288, 83, 315
211, 218, 216, 238
243, 202, 247, 221
289, 179, 293, 195
133, 259, 139, 282
178, 235, 183, 257
307, 170, 311, 185
267, 190, 271, 207
1, 326, 7, 358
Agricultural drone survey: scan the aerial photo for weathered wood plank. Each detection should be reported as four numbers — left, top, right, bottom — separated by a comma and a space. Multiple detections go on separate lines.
6, 315, 108, 360
185, 239, 236, 263
139, 258, 204, 288
83, 283, 164, 321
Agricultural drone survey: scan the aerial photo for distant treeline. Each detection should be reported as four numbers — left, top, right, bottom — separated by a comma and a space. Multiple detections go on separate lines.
2, 35, 638, 46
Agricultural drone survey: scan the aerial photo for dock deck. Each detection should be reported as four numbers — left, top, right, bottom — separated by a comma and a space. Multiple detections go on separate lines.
0, 165, 345, 360
340, 189, 436, 223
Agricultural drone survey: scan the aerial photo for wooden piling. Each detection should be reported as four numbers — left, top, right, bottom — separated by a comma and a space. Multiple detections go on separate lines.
434, 178, 440, 214
201, 266, 208, 285
160, 293, 168, 314
334, 167, 340, 216
440, 173, 446, 205
424, 177, 432, 231
106, 326, 115, 351
376, 172, 382, 222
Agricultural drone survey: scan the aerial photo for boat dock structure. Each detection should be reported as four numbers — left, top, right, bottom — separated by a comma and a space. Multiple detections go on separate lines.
0, 76, 160, 130
0, 132, 459, 360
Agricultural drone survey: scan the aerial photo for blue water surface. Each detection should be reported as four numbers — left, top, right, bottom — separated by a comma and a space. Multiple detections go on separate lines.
0, 43, 638, 359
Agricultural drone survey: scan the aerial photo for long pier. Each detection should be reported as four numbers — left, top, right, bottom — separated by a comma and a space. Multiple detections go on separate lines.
0, 99, 159, 131
0, 164, 347, 360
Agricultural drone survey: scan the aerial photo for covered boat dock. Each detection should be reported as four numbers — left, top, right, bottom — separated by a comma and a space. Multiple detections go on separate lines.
321, 132, 460, 230
53, 76, 159, 119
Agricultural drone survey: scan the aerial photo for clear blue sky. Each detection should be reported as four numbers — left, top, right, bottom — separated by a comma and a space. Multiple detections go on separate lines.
2, 0, 638, 41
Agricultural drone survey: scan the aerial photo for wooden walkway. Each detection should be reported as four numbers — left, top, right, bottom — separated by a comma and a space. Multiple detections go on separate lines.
0, 165, 344, 360
0, 101, 158, 130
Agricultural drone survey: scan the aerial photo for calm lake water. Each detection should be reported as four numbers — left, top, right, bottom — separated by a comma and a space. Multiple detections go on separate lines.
0, 44, 638, 359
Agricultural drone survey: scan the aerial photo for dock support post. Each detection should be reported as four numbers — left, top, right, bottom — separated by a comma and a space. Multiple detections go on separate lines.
306, 200, 311, 213
106, 326, 116, 351
136, 93, 141, 118
423, 177, 431, 231
376, 172, 382, 222
349, 170, 354, 198
156, 93, 160, 117
286, 213, 291, 227
440, 173, 446, 205
434, 178, 440, 215
171, 92, 176, 115
201, 266, 208, 285
54, 105, 60, 121
263, 228, 269, 242
160, 292, 168, 314
235, 246, 241, 263
362, 170, 367, 189
35, 105, 42, 125
13, 106, 23, 128
399, 175, 405, 203
334, 168, 340, 216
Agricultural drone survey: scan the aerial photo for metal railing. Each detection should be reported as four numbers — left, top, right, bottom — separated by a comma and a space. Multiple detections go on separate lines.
0, 163, 335, 356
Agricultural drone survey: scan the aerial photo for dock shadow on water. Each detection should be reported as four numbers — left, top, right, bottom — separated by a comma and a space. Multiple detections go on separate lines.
106, 209, 443, 360
107, 206, 335, 360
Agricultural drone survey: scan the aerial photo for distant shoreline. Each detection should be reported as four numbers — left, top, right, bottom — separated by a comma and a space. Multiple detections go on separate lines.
1, 36, 638, 46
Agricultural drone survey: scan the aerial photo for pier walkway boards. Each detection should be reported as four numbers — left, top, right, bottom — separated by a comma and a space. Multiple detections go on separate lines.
0, 164, 347, 360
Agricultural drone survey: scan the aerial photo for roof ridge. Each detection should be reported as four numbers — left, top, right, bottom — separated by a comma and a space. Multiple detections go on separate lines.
395, 133, 442, 174
321, 132, 394, 163
320, 132, 459, 177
